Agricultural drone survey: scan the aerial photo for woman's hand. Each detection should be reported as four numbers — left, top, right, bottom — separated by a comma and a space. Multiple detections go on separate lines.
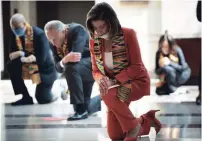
163, 57, 170, 65
97, 77, 114, 96
159, 57, 170, 67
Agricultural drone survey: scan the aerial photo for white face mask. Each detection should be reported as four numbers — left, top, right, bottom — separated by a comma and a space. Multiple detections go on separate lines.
99, 32, 110, 39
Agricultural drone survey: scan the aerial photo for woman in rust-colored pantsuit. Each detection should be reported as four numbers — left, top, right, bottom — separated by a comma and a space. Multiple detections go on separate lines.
86, 2, 162, 141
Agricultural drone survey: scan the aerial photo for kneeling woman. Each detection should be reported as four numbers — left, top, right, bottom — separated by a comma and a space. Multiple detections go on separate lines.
86, 2, 161, 141
155, 31, 191, 95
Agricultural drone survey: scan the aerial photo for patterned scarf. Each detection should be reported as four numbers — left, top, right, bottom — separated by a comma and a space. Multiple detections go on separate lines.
16, 23, 34, 54
56, 25, 69, 58
94, 30, 130, 102
15, 23, 40, 84
94, 30, 129, 76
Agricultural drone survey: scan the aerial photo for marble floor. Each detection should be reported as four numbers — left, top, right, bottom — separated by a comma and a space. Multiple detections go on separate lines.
0, 80, 201, 141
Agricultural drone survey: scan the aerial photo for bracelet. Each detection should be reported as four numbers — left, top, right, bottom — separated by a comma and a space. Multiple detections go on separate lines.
112, 79, 117, 85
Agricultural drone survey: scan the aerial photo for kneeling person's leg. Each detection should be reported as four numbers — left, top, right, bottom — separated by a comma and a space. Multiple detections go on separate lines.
65, 63, 85, 105
7, 59, 30, 98
162, 66, 177, 86
80, 58, 101, 114
35, 82, 58, 104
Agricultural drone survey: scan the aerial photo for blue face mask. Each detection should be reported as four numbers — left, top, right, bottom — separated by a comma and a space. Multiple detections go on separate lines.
13, 27, 26, 37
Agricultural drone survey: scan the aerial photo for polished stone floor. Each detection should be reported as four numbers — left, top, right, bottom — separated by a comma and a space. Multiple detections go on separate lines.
0, 80, 201, 141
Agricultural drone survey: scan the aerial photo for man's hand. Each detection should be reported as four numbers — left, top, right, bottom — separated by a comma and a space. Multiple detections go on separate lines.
62, 52, 81, 64
21, 55, 36, 63
27, 55, 36, 62
9, 51, 23, 60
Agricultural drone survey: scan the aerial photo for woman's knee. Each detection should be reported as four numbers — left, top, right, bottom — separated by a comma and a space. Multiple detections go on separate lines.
107, 123, 124, 140
108, 132, 124, 141
162, 66, 177, 81
177, 69, 191, 85
162, 66, 175, 74
107, 111, 124, 140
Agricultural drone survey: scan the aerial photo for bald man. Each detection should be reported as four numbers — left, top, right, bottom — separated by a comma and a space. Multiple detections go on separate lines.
7, 13, 58, 105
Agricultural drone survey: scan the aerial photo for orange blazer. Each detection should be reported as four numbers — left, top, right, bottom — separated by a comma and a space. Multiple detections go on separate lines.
89, 27, 150, 101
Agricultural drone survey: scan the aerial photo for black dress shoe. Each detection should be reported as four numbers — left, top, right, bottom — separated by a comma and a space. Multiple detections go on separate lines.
11, 98, 34, 106
67, 111, 88, 121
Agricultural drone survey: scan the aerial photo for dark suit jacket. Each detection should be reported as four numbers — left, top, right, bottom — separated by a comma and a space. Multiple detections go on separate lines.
9, 26, 57, 85
50, 23, 91, 73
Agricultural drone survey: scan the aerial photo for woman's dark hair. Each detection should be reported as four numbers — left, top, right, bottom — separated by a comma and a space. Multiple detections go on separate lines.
158, 30, 178, 55
86, 2, 121, 38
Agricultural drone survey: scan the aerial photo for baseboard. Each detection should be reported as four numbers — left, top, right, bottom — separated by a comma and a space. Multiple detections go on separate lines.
184, 76, 200, 86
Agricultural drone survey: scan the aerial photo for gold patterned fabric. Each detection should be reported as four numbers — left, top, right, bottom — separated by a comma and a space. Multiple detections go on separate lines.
94, 30, 131, 102
15, 23, 40, 84
55, 25, 69, 58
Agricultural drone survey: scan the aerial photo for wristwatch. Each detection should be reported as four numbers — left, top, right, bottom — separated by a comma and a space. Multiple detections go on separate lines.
112, 79, 121, 85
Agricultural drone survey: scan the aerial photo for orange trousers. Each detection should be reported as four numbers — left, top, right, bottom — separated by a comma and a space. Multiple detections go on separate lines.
102, 88, 150, 140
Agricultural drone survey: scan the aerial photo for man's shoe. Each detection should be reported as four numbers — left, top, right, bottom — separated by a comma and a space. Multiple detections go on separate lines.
67, 111, 88, 121
11, 98, 34, 106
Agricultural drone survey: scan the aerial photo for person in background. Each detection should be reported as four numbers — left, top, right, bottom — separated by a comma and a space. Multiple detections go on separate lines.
196, 0, 201, 105
155, 31, 191, 95
7, 13, 59, 105
44, 21, 101, 121
86, 2, 161, 141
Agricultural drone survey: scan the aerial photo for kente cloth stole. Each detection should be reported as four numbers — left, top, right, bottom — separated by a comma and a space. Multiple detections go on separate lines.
16, 23, 34, 54
56, 25, 69, 58
15, 23, 40, 84
94, 30, 131, 102
94, 30, 128, 75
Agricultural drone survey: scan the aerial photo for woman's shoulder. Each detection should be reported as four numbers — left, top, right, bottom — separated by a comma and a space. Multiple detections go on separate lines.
121, 27, 136, 34
175, 46, 183, 53
121, 27, 137, 42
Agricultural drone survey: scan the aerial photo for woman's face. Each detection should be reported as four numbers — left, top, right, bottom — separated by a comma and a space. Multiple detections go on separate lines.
161, 40, 170, 55
92, 20, 109, 36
